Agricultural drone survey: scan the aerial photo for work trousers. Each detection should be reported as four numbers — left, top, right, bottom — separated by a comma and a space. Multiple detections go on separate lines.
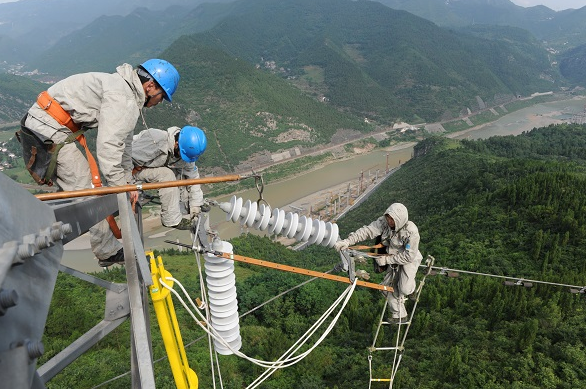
382, 257, 421, 319
133, 167, 184, 227
24, 115, 122, 261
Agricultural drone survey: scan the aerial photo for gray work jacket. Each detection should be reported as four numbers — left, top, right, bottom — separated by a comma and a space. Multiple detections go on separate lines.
132, 127, 204, 211
27, 64, 145, 187
347, 203, 423, 265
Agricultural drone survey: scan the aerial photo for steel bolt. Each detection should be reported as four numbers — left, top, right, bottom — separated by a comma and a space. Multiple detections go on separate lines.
0, 289, 19, 316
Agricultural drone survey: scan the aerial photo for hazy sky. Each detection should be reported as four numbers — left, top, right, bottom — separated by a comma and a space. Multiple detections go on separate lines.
510, 0, 586, 10
0, 0, 584, 11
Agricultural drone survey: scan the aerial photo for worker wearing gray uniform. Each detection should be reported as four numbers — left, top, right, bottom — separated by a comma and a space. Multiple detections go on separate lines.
132, 126, 207, 230
335, 203, 422, 322
21, 59, 180, 267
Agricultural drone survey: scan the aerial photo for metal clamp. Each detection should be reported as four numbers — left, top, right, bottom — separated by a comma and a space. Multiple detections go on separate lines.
253, 173, 270, 208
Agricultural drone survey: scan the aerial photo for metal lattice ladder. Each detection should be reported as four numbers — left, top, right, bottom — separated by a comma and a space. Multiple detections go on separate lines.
367, 256, 435, 389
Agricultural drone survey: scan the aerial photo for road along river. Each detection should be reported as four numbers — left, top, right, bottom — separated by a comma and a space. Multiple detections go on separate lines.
61, 96, 586, 272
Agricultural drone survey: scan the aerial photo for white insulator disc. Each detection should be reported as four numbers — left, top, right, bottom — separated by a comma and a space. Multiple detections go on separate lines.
215, 327, 241, 342
308, 219, 326, 245
204, 259, 234, 271
237, 199, 251, 225
208, 298, 238, 313
281, 212, 295, 238
211, 311, 239, 326
253, 203, 270, 230
242, 200, 258, 227
210, 304, 239, 318
207, 280, 236, 294
268, 208, 285, 235
230, 197, 243, 223
285, 212, 299, 238
204, 260, 234, 272
207, 283, 236, 298
238, 199, 254, 226
214, 336, 242, 355
211, 317, 240, 332
224, 195, 238, 221
295, 216, 312, 241
205, 255, 233, 265
206, 273, 236, 288
321, 222, 339, 247
208, 285, 237, 300
205, 262, 235, 278
208, 297, 237, 312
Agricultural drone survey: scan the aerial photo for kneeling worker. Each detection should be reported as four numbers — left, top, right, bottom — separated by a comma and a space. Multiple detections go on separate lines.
334, 203, 422, 323
132, 126, 207, 230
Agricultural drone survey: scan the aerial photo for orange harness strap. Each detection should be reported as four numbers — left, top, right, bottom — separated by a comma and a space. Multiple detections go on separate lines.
37, 91, 122, 239
132, 165, 143, 176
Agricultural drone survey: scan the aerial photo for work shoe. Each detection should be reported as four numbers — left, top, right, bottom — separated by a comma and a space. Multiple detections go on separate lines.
173, 218, 193, 231
387, 316, 410, 325
98, 248, 125, 267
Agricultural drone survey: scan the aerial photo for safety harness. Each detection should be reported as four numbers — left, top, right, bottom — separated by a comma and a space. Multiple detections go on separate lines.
33, 91, 122, 238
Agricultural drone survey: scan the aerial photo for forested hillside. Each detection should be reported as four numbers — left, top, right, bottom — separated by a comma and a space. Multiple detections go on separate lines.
192, 0, 558, 123
378, 0, 586, 49
559, 43, 586, 87
0, 74, 44, 122
27, 3, 235, 77
41, 123, 586, 388
141, 38, 370, 173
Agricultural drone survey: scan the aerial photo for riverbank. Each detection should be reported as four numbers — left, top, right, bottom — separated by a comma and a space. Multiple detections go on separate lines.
445, 96, 581, 139
60, 96, 585, 271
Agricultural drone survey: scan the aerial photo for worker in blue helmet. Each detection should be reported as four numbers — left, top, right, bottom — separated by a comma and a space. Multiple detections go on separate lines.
137, 59, 180, 106
132, 126, 208, 231
19, 58, 180, 267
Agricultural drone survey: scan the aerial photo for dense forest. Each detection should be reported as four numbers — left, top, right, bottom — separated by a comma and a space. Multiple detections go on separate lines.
41, 123, 586, 388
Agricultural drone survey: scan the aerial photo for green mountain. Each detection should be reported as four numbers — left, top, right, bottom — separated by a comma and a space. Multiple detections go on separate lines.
141, 38, 370, 173
0, 74, 44, 122
41, 123, 586, 388
378, 0, 586, 50
27, 3, 236, 77
183, 0, 559, 122
559, 43, 586, 86
0, 0, 230, 65
2, 0, 568, 175
26, 0, 562, 122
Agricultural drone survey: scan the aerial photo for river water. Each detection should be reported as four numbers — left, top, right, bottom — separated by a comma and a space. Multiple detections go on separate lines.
61, 96, 586, 272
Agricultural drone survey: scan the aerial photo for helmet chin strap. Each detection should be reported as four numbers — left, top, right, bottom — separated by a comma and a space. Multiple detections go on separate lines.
143, 87, 163, 107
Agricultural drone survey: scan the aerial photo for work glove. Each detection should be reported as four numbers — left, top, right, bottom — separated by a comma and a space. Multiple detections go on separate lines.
190, 206, 201, 220
334, 239, 351, 252
375, 255, 391, 267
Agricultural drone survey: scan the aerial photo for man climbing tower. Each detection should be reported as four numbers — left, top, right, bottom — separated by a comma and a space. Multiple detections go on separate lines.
334, 203, 423, 323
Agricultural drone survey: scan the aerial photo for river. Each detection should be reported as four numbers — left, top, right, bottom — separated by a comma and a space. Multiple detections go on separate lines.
61, 96, 586, 272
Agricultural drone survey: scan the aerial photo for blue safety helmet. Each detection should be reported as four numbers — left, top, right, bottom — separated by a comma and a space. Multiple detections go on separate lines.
178, 126, 207, 162
140, 59, 180, 102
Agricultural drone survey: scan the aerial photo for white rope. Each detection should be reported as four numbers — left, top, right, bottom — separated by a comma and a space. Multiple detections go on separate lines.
167, 275, 355, 368
160, 275, 357, 370
246, 278, 358, 389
